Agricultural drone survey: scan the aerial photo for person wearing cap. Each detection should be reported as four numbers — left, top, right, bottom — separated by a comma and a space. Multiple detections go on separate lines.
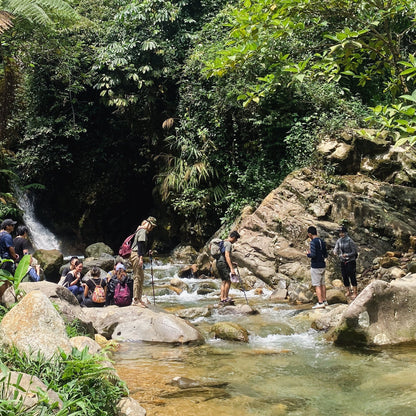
333, 225, 359, 299
130, 216, 157, 307
216, 230, 240, 304
0, 219, 18, 274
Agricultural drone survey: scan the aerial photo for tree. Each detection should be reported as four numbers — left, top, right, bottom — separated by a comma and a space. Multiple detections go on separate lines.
0, 0, 77, 33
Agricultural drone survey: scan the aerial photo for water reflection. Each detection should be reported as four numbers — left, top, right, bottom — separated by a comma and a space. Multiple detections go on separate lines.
113, 262, 416, 416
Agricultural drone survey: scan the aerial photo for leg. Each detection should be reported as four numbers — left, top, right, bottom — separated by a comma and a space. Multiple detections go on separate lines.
223, 280, 231, 300
341, 262, 351, 296
130, 252, 145, 303
315, 285, 324, 303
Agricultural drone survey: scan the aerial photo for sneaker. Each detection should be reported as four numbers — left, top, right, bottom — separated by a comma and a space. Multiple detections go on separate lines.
312, 302, 326, 309
323, 300, 329, 306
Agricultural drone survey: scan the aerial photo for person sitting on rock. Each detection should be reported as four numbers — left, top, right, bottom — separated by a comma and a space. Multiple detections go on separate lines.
59, 256, 79, 285
106, 261, 127, 305
106, 263, 133, 307
63, 260, 85, 302
82, 266, 107, 308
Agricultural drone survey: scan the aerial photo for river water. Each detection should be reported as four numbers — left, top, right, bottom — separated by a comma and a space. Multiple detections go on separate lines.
113, 262, 416, 416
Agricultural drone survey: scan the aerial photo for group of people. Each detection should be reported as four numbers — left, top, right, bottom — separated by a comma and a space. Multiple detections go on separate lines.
0, 219, 41, 281
60, 257, 134, 308
59, 215, 157, 308
307, 225, 358, 309
2, 214, 359, 310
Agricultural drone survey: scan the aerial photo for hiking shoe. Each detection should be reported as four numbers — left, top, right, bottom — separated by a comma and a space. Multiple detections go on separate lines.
323, 300, 329, 306
312, 302, 325, 309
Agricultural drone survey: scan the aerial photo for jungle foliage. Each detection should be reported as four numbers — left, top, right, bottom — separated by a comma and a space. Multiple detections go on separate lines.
0, 0, 415, 248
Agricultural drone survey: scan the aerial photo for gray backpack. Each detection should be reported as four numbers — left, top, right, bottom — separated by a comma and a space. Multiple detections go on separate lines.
210, 238, 224, 260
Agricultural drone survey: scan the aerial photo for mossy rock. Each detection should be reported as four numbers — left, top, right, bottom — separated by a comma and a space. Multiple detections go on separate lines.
210, 322, 249, 342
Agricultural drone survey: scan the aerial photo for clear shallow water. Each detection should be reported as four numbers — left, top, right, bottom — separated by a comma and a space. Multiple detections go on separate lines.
113, 262, 416, 416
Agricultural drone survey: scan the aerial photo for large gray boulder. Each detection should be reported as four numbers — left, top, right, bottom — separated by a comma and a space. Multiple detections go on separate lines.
82, 305, 204, 344
329, 275, 416, 346
2, 281, 94, 334
0, 291, 72, 358
85, 242, 114, 258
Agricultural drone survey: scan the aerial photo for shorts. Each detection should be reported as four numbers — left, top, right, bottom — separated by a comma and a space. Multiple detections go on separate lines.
216, 260, 230, 281
311, 267, 325, 286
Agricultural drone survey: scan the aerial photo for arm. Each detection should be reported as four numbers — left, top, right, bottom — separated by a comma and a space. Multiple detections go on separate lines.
8, 246, 18, 261
83, 283, 89, 298
225, 250, 235, 275
70, 273, 81, 286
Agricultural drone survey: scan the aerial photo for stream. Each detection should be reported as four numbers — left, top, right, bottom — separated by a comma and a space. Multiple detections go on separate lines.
113, 261, 416, 416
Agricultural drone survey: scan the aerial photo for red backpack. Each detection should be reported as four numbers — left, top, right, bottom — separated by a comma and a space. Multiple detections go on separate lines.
118, 233, 135, 258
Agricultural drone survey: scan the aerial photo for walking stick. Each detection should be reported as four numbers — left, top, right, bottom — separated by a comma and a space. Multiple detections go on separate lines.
149, 250, 156, 305
234, 264, 249, 306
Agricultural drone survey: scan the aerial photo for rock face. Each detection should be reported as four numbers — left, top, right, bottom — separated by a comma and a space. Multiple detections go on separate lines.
0, 291, 72, 358
329, 275, 416, 346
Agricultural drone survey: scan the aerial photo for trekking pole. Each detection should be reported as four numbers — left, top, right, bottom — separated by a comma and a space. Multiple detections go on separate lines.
234, 263, 249, 306
149, 250, 156, 305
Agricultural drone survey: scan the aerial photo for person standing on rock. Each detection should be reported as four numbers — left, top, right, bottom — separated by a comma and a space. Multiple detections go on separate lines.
217, 230, 240, 304
306, 226, 328, 309
0, 219, 18, 274
130, 216, 157, 307
333, 225, 358, 299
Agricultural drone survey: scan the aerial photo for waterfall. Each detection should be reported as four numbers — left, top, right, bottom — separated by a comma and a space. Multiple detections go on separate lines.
15, 189, 61, 251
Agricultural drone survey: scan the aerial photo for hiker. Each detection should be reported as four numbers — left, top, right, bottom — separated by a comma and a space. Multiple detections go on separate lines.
130, 216, 156, 307
306, 226, 328, 309
0, 219, 18, 274
82, 266, 107, 307
106, 261, 127, 305
106, 263, 133, 307
13, 225, 33, 262
333, 225, 359, 299
20, 256, 41, 282
63, 260, 85, 302
59, 256, 79, 285
216, 230, 240, 304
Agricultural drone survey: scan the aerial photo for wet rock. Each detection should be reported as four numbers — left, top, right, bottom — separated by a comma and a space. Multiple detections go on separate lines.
117, 397, 146, 416
175, 307, 212, 319
170, 277, 188, 290
217, 303, 258, 315
178, 264, 197, 279
169, 376, 228, 389
270, 288, 287, 300
210, 322, 249, 342
312, 304, 348, 331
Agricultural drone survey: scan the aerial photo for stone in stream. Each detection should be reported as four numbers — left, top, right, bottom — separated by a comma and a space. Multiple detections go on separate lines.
169, 376, 228, 389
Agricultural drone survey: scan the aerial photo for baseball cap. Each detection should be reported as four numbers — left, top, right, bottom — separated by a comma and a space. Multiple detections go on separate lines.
1, 219, 17, 228
115, 263, 126, 271
147, 216, 157, 227
338, 225, 347, 233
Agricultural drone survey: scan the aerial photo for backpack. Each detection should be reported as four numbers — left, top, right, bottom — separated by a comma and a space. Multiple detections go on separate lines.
118, 233, 135, 258
91, 279, 106, 303
210, 238, 225, 260
114, 281, 131, 307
